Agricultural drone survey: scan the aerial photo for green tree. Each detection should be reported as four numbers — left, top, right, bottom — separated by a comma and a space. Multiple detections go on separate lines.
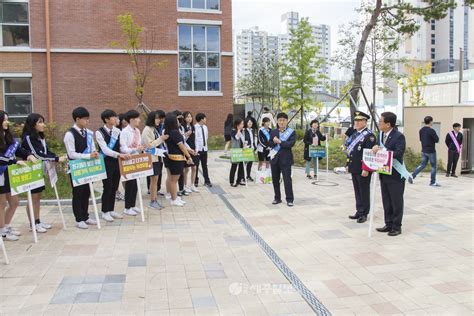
281, 18, 326, 127
112, 13, 168, 114
398, 63, 431, 107
350, 0, 474, 120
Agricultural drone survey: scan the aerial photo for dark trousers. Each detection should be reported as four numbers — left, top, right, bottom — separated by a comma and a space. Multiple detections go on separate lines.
157, 165, 163, 192
125, 179, 138, 209
246, 162, 253, 179
178, 173, 184, 191
351, 173, 371, 217
446, 150, 460, 175
230, 162, 244, 184
195, 151, 210, 184
101, 159, 121, 213
271, 163, 293, 203
381, 179, 405, 230
70, 175, 90, 222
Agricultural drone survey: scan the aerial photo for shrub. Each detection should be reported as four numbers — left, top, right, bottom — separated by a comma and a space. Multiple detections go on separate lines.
293, 138, 347, 170
404, 147, 445, 172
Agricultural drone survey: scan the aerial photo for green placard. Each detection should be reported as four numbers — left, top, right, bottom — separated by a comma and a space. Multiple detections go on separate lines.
8, 161, 45, 195
231, 148, 257, 163
309, 145, 326, 158
69, 157, 107, 187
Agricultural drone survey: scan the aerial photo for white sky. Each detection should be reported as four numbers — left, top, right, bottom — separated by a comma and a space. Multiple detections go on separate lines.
232, 0, 360, 55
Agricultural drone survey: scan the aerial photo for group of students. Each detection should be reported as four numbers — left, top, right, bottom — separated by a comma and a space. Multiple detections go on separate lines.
0, 107, 213, 240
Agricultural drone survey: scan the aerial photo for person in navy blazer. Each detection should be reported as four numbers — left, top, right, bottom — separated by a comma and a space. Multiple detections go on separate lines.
269, 112, 296, 206
371, 112, 406, 236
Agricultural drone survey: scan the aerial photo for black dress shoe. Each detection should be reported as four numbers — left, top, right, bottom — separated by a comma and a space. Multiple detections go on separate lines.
376, 226, 391, 233
204, 182, 213, 187
287, 202, 294, 207
247, 177, 254, 182
451, 174, 458, 178
388, 229, 402, 236
357, 216, 367, 223
348, 214, 359, 220
446, 173, 450, 177
177, 191, 183, 197
238, 181, 246, 186
272, 199, 282, 205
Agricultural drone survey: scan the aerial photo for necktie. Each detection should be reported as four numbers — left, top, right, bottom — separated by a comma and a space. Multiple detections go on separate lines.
201, 126, 206, 147
81, 129, 85, 137
383, 133, 388, 145
109, 128, 112, 136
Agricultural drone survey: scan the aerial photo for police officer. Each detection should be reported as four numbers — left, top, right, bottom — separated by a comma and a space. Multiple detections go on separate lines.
347, 111, 376, 223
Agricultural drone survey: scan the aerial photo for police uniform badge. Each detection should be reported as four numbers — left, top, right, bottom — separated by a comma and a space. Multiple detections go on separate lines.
370, 136, 375, 142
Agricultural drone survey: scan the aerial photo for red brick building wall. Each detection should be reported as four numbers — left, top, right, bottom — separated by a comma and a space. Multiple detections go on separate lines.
1, 0, 233, 135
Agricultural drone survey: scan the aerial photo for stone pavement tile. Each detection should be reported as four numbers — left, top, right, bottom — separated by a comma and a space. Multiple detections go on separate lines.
70, 302, 97, 314
169, 308, 195, 316
104, 274, 127, 283
74, 291, 100, 303
431, 280, 473, 294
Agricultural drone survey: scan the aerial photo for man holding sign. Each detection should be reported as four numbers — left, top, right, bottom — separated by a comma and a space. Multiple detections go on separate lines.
372, 112, 407, 237
64, 107, 100, 229
347, 111, 376, 224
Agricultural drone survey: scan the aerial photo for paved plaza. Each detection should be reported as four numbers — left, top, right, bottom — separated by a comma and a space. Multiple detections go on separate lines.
0, 152, 473, 315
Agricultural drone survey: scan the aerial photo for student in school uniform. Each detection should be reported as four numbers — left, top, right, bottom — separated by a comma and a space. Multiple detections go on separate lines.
96, 109, 130, 222
229, 118, 246, 187
142, 111, 168, 210
155, 110, 166, 196
182, 111, 199, 194
115, 113, 127, 201
303, 119, 326, 180
244, 118, 256, 181
176, 111, 189, 197
63, 107, 100, 229
0, 111, 37, 241
194, 113, 212, 187
22, 113, 66, 233
120, 110, 145, 216
257, 117, 271, 171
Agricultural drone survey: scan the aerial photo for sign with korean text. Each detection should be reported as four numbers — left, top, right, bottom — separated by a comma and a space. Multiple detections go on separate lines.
69, 157, 107, 187
309, 145, 326, 158
230, 148, 257, 163
119, 153, 153, 182
8, 162, 45, 195
362, 149, 393, 175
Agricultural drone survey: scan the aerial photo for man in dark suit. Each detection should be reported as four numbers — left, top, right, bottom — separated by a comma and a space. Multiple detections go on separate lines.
445, 123, 463, 178
347, 111, 376, 223
372, 112, 406, 237
269, 112, 296, 207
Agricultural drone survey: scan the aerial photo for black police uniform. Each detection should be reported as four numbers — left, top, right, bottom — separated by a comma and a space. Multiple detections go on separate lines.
347, 112, 376, 222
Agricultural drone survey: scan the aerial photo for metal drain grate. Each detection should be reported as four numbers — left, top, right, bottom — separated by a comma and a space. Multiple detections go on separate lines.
218, 194, 332, 316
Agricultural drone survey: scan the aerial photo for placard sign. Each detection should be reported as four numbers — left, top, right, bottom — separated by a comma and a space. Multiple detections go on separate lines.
69, 157, 107, 187
230, 148, 257, 163
8, 162, 45, 195
309, 145, 326, 158
119, 153, 154, 181
362, 149, 393, 175
45, 161, 58, 188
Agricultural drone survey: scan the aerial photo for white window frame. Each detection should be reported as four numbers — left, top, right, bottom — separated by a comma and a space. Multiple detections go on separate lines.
0, 0, 31, 48
177, 0, 221, 14
2, 77, 33, 121
177, 24, 222, 97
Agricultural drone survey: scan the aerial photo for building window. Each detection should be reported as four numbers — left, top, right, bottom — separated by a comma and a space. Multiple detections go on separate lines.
178, 25, 221, 93
178, 0, 220, 10
3, 78, 32, 122
0, 1, 29, 47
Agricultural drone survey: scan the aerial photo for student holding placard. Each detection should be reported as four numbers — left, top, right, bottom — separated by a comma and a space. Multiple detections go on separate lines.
303, 119, 326, 180
120, 110, 145, 216
0, 111, 37, 241
64, 107, 100, 229
96, 110, 131, 222
142, 111, 168, 210
22, 113, 66, 233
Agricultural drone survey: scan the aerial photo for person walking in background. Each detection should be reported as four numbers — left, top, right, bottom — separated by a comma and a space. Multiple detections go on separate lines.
373, 112, 407, 237
224, 114, 233, 156
244, 118, 256, 182
229, 118, 246, 187
257, 117, 271, 170
445, 123, 463, 178
269, 112, 296, 207
303, 119, 326, 180
194, 113, 212, 187
260, 107, 276, 129
412, 116, 441, 186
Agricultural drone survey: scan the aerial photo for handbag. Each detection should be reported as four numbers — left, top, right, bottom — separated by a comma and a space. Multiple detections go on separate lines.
256, 167, 272, 184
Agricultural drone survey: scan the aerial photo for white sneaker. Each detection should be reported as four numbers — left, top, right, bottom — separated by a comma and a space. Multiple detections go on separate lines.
132, 207, 142, 214
165, 193, 171, 200
6, 226, 21, 236
85, 218, 97, 226
185, 186, 193, 194
76, 221, 89, 229
124, 208, 137, 216
2, 231, 19, 241
102, 212, 114, 222
39, 222, 52, 230
190, 185, 199, 193
35, 224, 47, 233
110, 211, 124, 219
177, 197, 186, 204
171, 199, 185, 207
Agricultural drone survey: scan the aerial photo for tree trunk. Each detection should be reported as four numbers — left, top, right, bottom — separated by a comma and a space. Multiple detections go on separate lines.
350, 0, 382, 122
